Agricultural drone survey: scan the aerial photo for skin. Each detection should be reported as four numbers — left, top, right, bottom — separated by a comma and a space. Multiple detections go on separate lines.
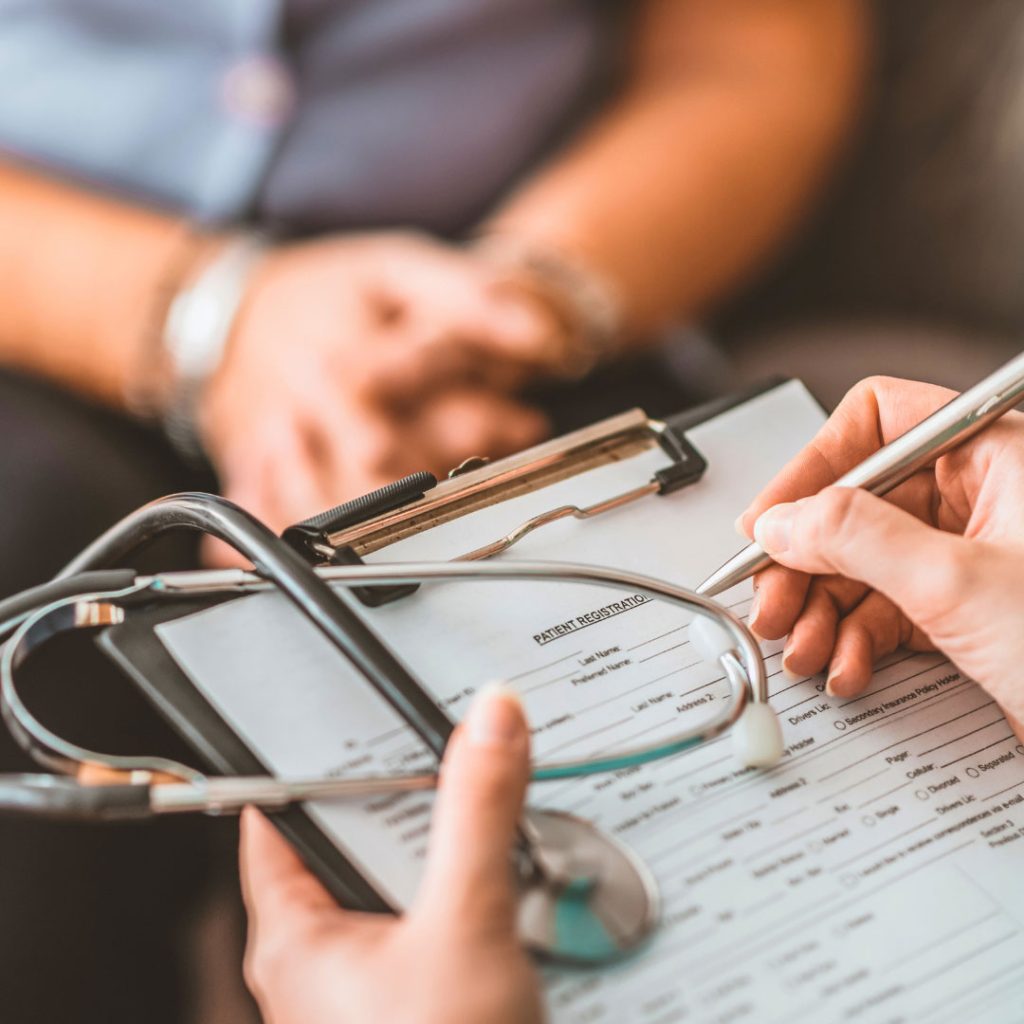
201, 232, 553, 539
241, 688, 543, 1024
244, 374, 1024, 1022
0, 1, 866, 548
737, 376, 1024, 740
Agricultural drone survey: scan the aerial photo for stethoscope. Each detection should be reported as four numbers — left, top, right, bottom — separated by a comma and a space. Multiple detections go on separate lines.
0, 492, 784, 966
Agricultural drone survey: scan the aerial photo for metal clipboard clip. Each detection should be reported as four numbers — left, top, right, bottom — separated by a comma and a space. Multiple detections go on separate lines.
281, 408, 707, 606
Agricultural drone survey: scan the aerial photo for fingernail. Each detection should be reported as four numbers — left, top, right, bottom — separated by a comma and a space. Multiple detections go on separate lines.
734, 514, 748, 538
754, 504, 796, 554
748, 590, 761, 632
781, 645, 800, 682
467, 683, 526, 748
825, 662, 844, 698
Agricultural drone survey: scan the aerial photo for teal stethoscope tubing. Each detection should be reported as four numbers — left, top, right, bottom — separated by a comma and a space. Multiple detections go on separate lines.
0, 558, 765, 802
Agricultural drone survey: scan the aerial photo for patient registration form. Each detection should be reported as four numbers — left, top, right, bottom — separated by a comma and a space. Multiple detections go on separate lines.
157, 382, 1024, 1023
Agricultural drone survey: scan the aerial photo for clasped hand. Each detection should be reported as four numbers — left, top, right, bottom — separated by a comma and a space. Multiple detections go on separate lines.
199, 232, 563, 552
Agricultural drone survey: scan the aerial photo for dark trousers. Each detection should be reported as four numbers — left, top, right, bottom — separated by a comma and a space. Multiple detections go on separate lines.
0, 372, 238, 1024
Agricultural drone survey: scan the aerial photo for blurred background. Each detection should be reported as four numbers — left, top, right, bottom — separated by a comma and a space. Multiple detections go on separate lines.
0, 1, 1021, 1020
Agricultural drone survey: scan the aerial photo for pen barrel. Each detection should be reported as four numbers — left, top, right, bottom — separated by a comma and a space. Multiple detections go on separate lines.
697, 351, 1024, 597
838, 349, 1024, 496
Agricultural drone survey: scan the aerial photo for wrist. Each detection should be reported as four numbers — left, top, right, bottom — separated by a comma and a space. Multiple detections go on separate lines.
155, 232, 268, 461
471, 234, 623, 378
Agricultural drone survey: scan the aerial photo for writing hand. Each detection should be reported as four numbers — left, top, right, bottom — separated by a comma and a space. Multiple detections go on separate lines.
737, 376, 1024, 738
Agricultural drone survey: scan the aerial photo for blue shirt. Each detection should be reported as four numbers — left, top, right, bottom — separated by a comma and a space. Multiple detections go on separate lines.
0, 0, 616, 233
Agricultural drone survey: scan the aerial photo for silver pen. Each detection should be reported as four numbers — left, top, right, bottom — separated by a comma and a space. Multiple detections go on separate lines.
696, 350, 1024, 597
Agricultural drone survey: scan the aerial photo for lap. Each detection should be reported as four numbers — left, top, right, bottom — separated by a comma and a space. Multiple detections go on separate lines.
0, 371, 212, 592
0, 372, 230, 1024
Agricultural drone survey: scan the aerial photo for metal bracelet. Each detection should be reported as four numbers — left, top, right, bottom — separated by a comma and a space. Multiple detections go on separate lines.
161, 232, 268, 462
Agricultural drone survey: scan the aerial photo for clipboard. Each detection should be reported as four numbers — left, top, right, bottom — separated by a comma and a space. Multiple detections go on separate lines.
96, 377, 794, 914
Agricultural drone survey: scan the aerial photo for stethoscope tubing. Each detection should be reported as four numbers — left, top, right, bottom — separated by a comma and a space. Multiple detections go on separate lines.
0, 492, 769, 818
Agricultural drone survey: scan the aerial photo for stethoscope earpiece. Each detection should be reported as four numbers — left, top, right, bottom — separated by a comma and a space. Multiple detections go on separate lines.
690, 614, 784, 769
689, 614, 735, 663
731, 702, 785, 769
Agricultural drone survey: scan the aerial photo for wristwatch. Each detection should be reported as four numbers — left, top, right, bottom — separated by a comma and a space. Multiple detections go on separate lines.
160, 233, 267, 461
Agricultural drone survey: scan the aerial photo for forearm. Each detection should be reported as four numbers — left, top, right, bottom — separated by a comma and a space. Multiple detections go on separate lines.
488, 0, 869, 339
0, 159, 202, 409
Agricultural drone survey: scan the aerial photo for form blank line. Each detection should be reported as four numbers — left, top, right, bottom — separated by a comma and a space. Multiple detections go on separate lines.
940, 733, 1015, 769
905, 930, 1019, 989
743, 818, 836, 864
627, 627, 687, 652
816, 765, 889, 803
983, 778, 1024, 802
918, 717, 1005, 756
883, 910, 999, 971
830, 817, 936, 872
506, 650, 582, 682
541, 717, 632, 757
921, 960, 1024, 1022
522, 667, 580, 694
857, 779, 912, 808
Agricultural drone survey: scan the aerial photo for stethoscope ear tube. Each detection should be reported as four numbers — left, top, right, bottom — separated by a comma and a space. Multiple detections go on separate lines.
1, 493, 780, 819
0, 774, 154, 821
0, 569, 137, 641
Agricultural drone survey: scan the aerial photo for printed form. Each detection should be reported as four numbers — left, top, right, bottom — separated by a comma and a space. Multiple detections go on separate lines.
157, 382, 1024, 1023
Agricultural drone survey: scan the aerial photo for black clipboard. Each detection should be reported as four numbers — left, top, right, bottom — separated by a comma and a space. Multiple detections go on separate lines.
95, 378, 792, 914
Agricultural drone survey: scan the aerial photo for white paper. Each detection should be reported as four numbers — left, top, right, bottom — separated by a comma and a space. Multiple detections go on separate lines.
156, 381, 1024, 1023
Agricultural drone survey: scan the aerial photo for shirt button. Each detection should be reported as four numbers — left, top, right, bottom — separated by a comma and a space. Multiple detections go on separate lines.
221, 55, 295, 128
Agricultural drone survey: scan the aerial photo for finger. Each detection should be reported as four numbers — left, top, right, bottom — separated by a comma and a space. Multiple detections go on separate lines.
306, 392, 412, 500
826, 590, 911, 698
359, 333, 487, 406
374, 243, 553, 365
749, 564, 810, 641
414, 685, 530, 935
753, 487, 977, 638
737, 377, 955, 536
228, 403, 342, 530
435, 287, 566, 379
223, 417, 331, 533
414, 390, 549, 468
240, 808, 355, 1016
240, 807, 339, 936
202, 534, 250, 569
780, 579, 842, 679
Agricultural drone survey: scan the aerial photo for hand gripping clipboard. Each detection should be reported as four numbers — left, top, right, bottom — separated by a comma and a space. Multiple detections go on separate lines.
97, 378, 789, 913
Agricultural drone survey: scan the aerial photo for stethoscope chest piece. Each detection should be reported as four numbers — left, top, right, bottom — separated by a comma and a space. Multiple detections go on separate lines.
516, 807, 660, 965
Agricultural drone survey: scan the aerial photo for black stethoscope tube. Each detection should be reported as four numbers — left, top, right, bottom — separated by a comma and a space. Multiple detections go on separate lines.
0, 569, 137, 640
55, 493, 455, 758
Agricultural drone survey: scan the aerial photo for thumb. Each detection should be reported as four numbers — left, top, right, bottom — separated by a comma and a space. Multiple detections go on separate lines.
240, 807, 339, 943
414, 684, 530, 934
753, 486, 979, 635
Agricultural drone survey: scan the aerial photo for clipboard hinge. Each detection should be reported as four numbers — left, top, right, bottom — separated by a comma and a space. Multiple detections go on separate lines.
652, 428, 707, 494
281, 471, 438, 607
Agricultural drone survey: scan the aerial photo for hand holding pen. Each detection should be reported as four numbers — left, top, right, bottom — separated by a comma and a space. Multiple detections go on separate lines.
725, 374, 1024, 742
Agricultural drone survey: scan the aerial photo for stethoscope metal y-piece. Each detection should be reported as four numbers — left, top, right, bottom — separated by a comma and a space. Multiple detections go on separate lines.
0, 489, 785, 966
